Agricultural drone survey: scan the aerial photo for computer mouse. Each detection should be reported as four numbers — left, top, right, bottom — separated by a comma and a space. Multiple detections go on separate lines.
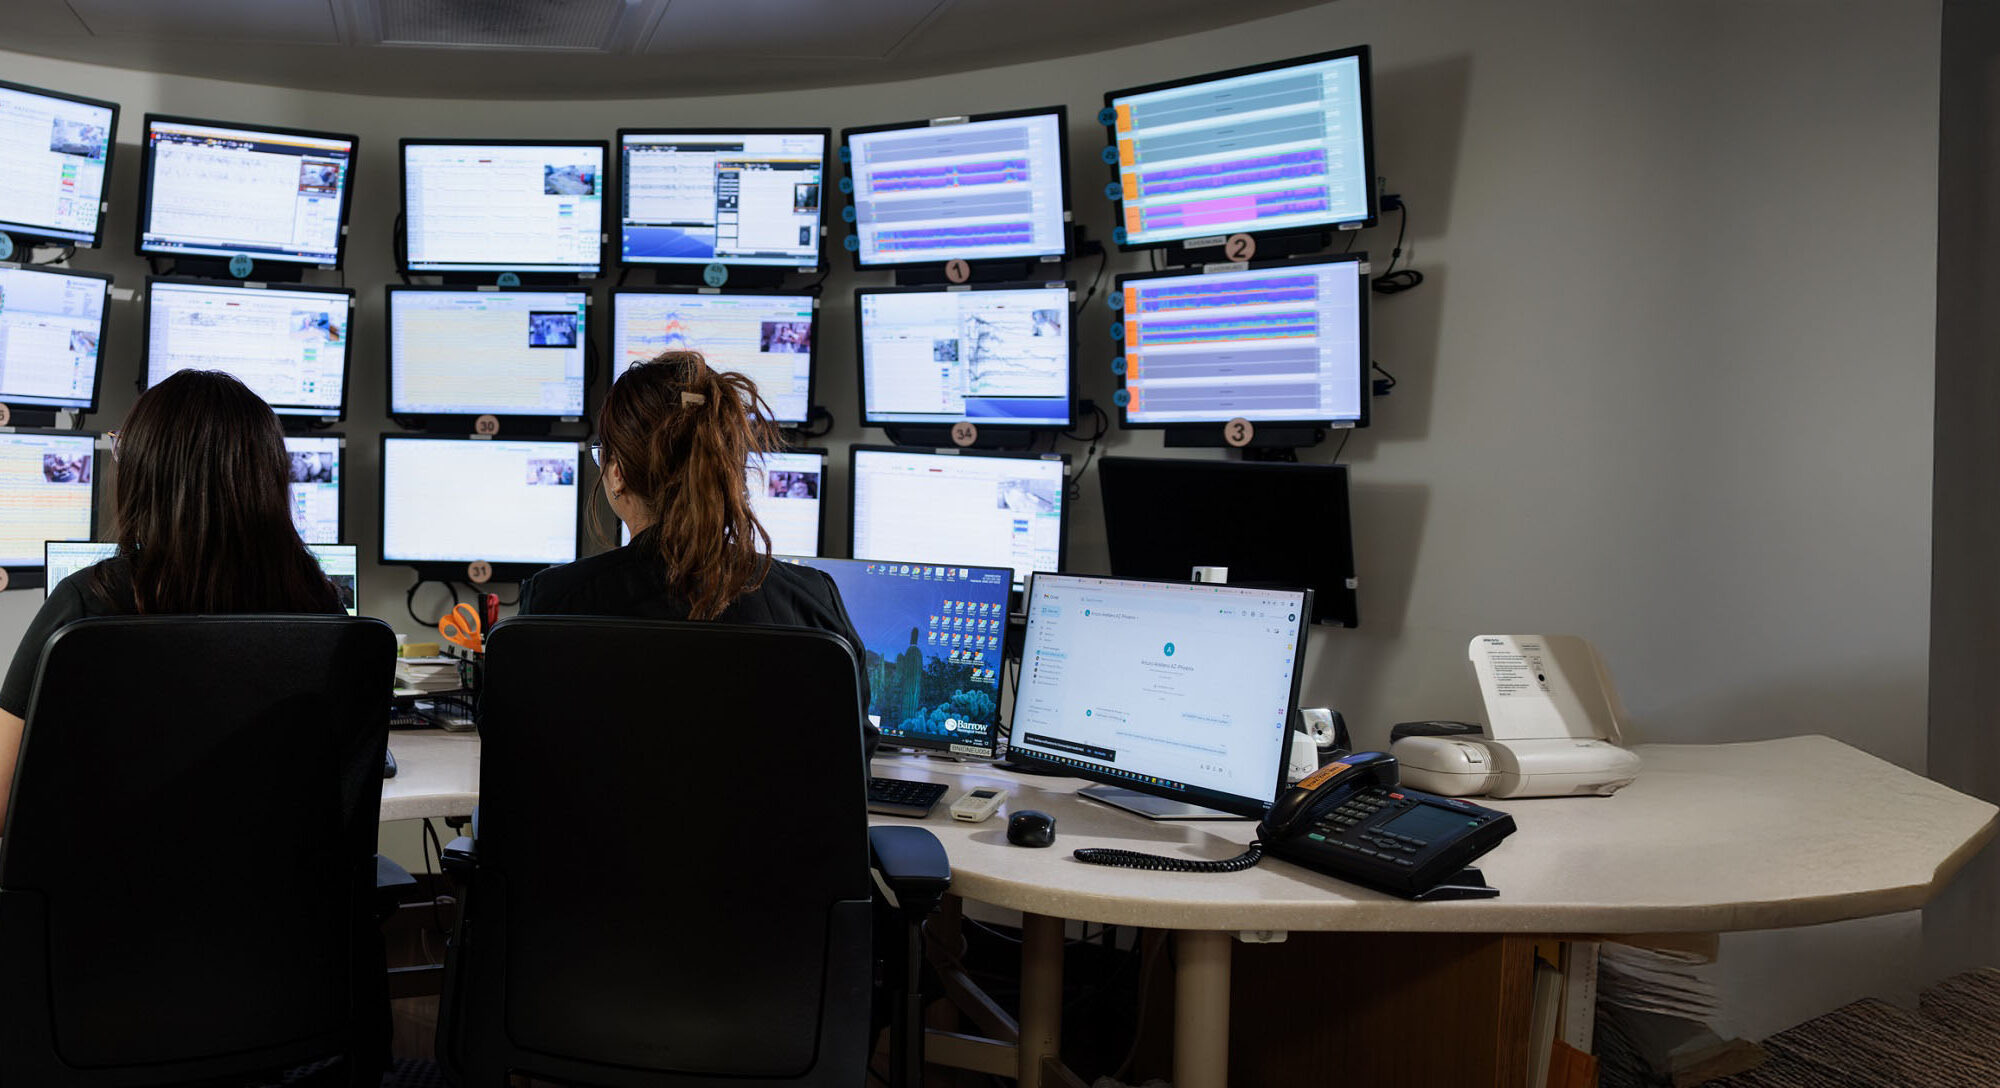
1007, 809, 1056, 848
383, 748, 398, 779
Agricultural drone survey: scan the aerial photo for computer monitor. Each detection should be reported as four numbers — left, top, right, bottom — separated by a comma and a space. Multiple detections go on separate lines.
848, 446, 1067, 592
617, 448, 828, 558
401, 139, 608, 275
0, 79, 117, 249
1105, 46, 1376, 250
387, 286, 589, 420
856, 282, 1074, 429
609, 288, 816, 425
778, 556, 1012, 758
1098, 457, 1358, 627
618, 129, 829, 268
284, 434, 343, 544
0, 265, 113, 413
842, 106, 1071, 269
42, 540, 114, 597
136, 115, 358, 268
311, 543, 359, 616
1006, 573, 1313, 819
1115, 252, 1369, 429
51, 540, 362, 615
143, 278, 354, 419
0, 430, 98, 578
379, 434, 581, 581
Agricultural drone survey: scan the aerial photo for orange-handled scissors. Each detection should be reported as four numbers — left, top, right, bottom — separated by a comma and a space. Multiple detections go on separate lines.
439, 602, 483, 653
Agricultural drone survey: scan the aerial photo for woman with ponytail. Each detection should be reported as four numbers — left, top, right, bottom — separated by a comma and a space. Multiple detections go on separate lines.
518, 352, 873, 741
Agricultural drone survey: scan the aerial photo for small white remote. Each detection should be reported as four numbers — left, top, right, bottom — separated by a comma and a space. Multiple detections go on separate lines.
950, 787, 1006, 823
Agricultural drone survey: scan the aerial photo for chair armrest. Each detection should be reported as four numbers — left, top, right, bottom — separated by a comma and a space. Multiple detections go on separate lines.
376, 854, 418, 895
441, 835, 476, 876
869, 826, 950, 915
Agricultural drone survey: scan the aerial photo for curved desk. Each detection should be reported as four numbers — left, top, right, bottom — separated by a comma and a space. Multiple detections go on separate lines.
379, 733, 1997, 1088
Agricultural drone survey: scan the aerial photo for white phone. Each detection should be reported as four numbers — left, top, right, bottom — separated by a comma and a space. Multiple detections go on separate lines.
950, 787, 1006, 823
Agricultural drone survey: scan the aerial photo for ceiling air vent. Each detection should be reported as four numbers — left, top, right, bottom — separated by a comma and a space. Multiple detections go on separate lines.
374, 0, 630, 50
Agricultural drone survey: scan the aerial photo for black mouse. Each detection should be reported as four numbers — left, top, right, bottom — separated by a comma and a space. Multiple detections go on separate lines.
1007, 809, 1056, 848
383, 748, 397, 779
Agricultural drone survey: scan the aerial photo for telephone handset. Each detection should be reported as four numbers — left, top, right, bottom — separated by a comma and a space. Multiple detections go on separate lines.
1074, 752, 1518, 900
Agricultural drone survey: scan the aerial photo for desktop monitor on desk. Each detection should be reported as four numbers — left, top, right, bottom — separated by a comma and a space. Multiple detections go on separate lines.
1006, 572, 1312, 819
143, 278, 355, 420
856, 282, 1075, 430
0, 78, 117, 250
379, 434, 581, 582
137, 115, 358, 268
617, 129, 829, 268
387, 286, 589, 422
0, 264, 113, 414
609, 288, 816, 426
779, 555, 1012, 758
401, 139, 608, 276
1, 430, 98, 583
848, 445, 1068, 593
45, 541, 358, 616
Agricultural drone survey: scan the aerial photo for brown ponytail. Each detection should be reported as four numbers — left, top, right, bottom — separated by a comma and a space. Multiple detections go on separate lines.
598, 351, 783, 619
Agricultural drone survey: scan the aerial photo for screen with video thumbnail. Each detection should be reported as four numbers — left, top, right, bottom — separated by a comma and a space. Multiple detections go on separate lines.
0, 265, 111, 412
389, 287, 588, 417
619, 130, 827, 267
380, 436, 580, 569
144, 279, 353, 417
619, 448, 825, 557
779, 556, 1012, 758
858, 283, 1073, 428
849, 447, 1066, 591
403, 140, 606, 274
138, 116, 357, 267
1106, 46, 1375, 247
610, 289, 815, 424
0, 431, 96, 568
844, 108, 1070, 267
284, 434, 342, 544
1116, 253, 1367, 427
0, 79, 116, 247
1008, 573, 1311, 817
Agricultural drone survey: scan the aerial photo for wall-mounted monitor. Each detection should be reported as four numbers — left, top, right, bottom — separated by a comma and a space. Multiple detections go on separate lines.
842, 106, 1071, 269
618, 129, 828, 268
143, 278, 355, 419
0, 79, 117, 249
401, 139, 608, 275
1114, 252, 1369, 429
1105, 46, 1376, 250
387, 286, 589, 421
848, 445, 1067, 592
0, 264, 113, 414
609, 288, 815, 425
284, 434, 344, 544
618, 448, 828, 559
856, 282, 1074, 429
0, 430, 98, 582
137, 115, 357, 268
379, 434, 582, 581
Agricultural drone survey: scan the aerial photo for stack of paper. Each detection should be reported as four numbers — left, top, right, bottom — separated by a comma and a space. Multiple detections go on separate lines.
394, 656, 461, 695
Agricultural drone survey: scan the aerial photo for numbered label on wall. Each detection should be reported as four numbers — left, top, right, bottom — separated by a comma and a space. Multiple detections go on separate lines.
1225, 234, 1256, 262
951, 421, 979, 447
474, 414, 500, 436
944, 259, 971, 284
1224, 417, 1255, 448
467, 561, 493, 585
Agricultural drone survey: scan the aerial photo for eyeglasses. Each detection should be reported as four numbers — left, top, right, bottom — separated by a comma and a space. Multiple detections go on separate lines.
588, 443, 603, 467
105, 430, 121, 463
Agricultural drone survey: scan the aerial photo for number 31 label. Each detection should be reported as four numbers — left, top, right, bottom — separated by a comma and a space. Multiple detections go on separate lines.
467, 561, 493, 584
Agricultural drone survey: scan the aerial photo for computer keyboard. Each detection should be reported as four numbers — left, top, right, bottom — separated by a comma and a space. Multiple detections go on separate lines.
867, 776, 948, 818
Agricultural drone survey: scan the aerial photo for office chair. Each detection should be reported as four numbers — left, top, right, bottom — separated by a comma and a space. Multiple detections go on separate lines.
436, 617, 951, 1088
0, 615, 398, 1087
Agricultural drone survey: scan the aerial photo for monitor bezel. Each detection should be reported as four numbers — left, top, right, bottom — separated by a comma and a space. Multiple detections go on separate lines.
376, 432, 585, 583
776, 553, 1014, 759
1112, 251, 1372, 430
845, 443, 1071, 592
1, 428, 102, 588
140, 275, 358, 420
852, 280, 1078, 431
1006, 570, 1315, 819
283, 431, 347, 545
1102, 44, 1379, 253
384, 283, 593, 425
840, 104, 1075, 272
614, 127, 832, 271
0, 78, 120, 250
607, 284, 821, 426
135, 112, 360, 269
0, 263, 114, 414
398, 137, 612, 276
1097, 456, 1358, 627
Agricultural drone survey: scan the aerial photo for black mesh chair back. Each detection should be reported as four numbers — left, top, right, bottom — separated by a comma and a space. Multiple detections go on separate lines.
0, 615, 397, 1086
439, 617, 873, 1087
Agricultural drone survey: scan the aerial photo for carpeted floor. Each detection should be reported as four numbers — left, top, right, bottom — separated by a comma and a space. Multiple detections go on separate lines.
1703, 968, 2000, 1088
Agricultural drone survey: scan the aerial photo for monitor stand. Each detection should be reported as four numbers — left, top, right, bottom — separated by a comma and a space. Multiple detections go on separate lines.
1078, 785, 1247, 821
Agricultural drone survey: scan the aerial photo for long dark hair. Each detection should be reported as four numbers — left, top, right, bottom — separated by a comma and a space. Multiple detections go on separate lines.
92, 370, 336, 614
598, 351, 782, 620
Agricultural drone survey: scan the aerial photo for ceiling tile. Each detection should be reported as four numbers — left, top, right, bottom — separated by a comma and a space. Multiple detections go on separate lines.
65, 0, 341, 43
644, 0, 945, 59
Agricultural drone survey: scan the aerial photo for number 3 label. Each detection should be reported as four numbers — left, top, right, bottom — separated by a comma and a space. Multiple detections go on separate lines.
951, 421, 978, 447
0, 403, 10, 427
1224, 417, 1255, 448
474, 414, 500, 436
1225, 234, 1256, 262
467, 561, 493, 584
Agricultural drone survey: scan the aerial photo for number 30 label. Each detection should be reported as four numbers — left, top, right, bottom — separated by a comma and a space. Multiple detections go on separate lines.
1224, 417, 1255, 447
474, 414, 500, 436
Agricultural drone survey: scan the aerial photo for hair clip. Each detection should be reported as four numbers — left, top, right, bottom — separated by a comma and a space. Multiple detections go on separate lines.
681, 391, 706, 406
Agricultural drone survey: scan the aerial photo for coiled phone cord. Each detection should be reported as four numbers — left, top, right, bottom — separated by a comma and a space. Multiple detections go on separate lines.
1072, 841, 1265, 873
